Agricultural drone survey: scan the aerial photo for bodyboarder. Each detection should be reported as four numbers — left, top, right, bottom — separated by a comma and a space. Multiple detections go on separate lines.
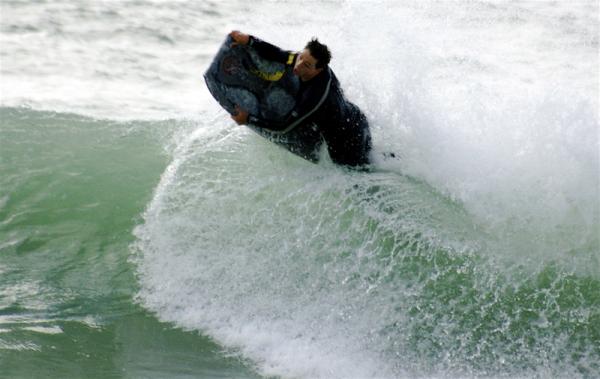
228, 31, 372, 168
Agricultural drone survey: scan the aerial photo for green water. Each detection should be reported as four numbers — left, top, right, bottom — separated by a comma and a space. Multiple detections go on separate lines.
0, 108, 260, 378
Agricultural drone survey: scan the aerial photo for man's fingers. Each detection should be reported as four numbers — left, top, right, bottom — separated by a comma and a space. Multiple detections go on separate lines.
228, 30, 248, 47
229, 105, 248, 125
229, 31, 237, 46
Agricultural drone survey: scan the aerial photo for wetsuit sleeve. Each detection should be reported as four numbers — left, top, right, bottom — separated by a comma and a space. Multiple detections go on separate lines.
248, 36, 295, 65
248, 72, 331, 132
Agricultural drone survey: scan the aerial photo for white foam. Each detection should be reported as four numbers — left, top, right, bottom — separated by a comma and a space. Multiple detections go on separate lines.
22, 326, 63, 335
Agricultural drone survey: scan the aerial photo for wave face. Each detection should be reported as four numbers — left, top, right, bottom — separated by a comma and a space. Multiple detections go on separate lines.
2, 0, 599, 378
133, 121, 599, 378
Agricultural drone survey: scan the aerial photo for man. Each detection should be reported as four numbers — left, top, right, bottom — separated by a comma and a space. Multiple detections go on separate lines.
229, 31, 372, 167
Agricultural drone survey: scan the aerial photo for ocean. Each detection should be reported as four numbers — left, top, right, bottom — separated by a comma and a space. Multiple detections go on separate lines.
0, 1, 598, 378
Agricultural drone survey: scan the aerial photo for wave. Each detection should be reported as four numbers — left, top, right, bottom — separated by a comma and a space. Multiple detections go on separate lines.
133, 115, 599, 378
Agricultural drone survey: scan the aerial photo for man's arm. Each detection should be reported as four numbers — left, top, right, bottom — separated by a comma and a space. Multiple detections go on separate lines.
229, 30, 295, 66
248, 36, 295, 65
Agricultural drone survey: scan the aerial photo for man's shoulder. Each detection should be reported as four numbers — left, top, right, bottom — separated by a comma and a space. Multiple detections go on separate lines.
324, 67, 339, 86
308, 67, 333, 86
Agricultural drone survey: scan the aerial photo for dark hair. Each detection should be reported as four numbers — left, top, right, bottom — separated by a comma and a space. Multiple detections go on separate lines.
305, 38, 331, 69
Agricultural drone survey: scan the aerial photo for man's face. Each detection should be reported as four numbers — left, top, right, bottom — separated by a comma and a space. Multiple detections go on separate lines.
293, 49, 323, 81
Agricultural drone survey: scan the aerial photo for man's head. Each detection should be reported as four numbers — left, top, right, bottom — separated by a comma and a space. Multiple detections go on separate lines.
293, 38, 331, 81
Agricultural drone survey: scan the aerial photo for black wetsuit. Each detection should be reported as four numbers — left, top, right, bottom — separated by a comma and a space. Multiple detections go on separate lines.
246, 36, 372, 167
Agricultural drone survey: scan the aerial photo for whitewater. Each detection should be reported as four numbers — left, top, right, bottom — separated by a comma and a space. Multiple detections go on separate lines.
1, 1, 598, 378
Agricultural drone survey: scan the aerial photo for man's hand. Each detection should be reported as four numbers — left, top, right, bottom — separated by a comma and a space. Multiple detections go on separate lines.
229, 31, 249, 47
231, 105, 249, 125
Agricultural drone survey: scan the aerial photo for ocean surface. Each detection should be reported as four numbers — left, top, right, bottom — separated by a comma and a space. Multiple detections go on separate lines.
1, 1, 599, 378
